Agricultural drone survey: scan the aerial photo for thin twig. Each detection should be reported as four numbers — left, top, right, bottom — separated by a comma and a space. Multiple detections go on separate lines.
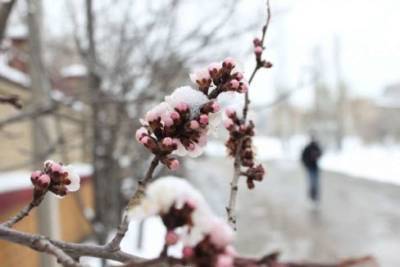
0, 95, 22, 109
226, 0, 272, 230
2, 193, 45, 228
105, 155, 160, 251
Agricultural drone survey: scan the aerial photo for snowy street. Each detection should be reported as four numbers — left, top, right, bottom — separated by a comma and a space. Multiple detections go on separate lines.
186, 156, 400, 267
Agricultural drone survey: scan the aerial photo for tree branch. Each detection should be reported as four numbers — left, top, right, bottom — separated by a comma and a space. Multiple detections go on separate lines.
0, 95, 22, 109
227, 0, 272, 230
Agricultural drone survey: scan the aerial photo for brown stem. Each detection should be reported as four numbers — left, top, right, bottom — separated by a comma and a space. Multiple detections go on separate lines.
226, 0, 272, 230
2, 192, 46, 228
106, 156, 160, 251
0, 95, 22, 109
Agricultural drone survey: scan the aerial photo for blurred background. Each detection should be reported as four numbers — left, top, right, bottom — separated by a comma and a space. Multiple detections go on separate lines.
0, 0, 399, 266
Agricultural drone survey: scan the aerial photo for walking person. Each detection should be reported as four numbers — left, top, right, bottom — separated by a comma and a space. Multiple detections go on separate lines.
301, 137, 323, 204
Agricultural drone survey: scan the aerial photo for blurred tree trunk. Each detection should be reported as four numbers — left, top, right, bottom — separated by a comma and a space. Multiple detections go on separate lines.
85, 0, 122, 244
27, 1, 60, 267
0, 0, 16, 43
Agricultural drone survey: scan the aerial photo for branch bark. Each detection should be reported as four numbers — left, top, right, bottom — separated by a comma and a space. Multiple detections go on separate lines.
226, 0, 271, 230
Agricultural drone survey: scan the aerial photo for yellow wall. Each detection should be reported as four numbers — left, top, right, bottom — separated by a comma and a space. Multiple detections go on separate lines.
0, 181, 94, 267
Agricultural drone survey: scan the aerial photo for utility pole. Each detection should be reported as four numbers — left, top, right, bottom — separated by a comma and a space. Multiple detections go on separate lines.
334, 36, 346, 150
27, 1, 60, 266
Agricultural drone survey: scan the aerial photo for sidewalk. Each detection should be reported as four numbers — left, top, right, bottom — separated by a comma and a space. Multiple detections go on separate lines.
186, 157, 400, 267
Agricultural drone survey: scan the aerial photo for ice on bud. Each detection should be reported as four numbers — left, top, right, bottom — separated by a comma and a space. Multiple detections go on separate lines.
63, 165, 81, 192
199, 114, 209, 125
182, 246, 194, 258
145, 110, 158, 122
190, 69, 211, 84
165, 231, 179, 245
187, 143, 196, 151
189, 120, 200, 129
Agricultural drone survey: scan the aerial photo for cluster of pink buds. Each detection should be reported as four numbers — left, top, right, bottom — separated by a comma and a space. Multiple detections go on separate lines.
253, 38, 273, 69
30, 160, 80, 198
190, 57, 249, 97
129, 177, 236, 267
136, 86, 222, 170
224, 108, 265, 189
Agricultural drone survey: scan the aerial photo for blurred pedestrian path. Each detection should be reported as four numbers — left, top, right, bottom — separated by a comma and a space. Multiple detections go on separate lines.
187, 157, 400, 267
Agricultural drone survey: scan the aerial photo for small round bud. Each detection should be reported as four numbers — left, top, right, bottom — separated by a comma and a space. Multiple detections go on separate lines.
169, 159, 180, 171
162, 137, 173, 146
176, 102, 189, 112
254, 46, 263, 55
211, 101, 220, 112
170, 111, 180, 120
165, 231, 179, 245
189, 120, 200, 129
199, 114, 209, 125
229, 79, 239, 90
182, 246, 194, 258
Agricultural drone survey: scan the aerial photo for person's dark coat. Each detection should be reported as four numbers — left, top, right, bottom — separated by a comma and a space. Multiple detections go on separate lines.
301, 141, 322, 170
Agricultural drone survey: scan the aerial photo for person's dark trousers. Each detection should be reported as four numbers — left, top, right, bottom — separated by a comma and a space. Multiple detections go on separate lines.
307, 167, 320, 202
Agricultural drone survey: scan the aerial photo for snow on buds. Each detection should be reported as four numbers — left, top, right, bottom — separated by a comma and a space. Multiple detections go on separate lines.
190, 57, 249, 98
30, 160, 80, 198
129, 177, 236, 267
136, 86, 223, 170
224, 109, 265, 189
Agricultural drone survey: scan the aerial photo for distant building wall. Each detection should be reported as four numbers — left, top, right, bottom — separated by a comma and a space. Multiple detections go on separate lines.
0, 178, 93, 267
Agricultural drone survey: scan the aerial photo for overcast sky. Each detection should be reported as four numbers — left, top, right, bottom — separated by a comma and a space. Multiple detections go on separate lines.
36, 0, 400, 107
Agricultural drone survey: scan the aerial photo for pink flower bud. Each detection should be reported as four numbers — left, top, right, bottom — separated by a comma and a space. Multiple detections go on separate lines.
199, 114, 209, 125
176, 102, 189, 112
225, 108, 236, 118
38, 174, 51, 187
234, 72, 244, 81
240, 82, 249, 93
189, 120, 200, 129
185, 198, 197, 210
182, 246, 194, 258
225, 245, 238, 256
163, 117, 174, 127
169, 159, 180, 171
223, 57, 236, 69
170, 111, 180, 120
187, 143, 196, 151
211, 101, 220, 112
165, 231, 179, 245
135, 127, 147, 142
216, 254, 234, 267
254, 46, 263, 55
31, 170, 42, 182
229, 79, 239, 90
224, 119, 234, 129
208, 62, 221, 73
140, 136, 150, 145
162, 137, 173, 146
50, 162, 62, 173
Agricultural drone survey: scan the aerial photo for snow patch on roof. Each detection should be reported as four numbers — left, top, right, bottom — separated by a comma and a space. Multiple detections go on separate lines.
61, 64, 87, 78
0, 54, 30, 87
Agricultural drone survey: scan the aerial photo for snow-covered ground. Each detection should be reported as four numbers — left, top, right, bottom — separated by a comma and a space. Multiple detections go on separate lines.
205, 135, 400, 186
